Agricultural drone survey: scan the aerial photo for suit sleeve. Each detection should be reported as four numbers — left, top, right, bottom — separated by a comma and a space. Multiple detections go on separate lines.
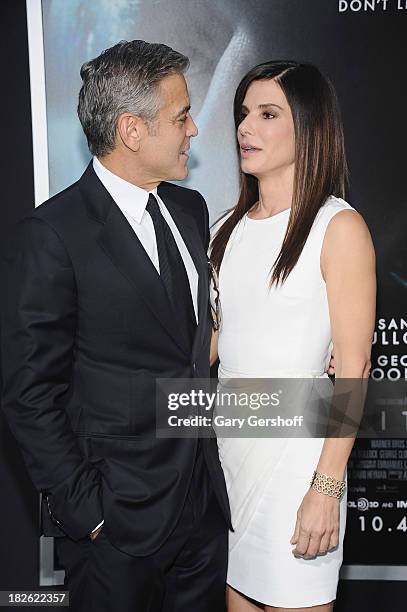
1, 217, 103, 540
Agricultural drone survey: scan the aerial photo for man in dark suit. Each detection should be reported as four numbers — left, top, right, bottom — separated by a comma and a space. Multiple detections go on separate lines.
1, 40, 232, 611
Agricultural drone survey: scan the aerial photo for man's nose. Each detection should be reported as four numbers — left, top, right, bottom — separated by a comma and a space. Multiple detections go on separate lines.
187, 115, 198, 137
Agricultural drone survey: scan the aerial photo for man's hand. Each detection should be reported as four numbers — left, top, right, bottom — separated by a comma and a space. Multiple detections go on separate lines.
89, 525, 103, 541
327, 352, 335, 376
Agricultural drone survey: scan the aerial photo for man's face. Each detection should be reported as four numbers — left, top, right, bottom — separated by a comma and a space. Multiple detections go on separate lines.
139, 73, 198, 183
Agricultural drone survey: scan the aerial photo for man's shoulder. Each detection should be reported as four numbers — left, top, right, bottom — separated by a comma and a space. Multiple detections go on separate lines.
11, 179, 89, 254
3, 181, 83, 260
158, 181, 205, 206
30, 180, 82, 223
159, 182, 209, 243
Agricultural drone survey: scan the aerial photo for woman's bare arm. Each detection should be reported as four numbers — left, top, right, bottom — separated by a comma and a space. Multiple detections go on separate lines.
317, 209, 376, 479
291, 209, 376, 557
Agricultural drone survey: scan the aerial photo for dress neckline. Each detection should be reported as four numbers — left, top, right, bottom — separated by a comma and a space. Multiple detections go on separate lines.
246, 207, 291, 222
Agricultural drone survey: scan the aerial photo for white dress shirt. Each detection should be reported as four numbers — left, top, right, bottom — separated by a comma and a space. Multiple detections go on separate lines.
90, 156, 199, 534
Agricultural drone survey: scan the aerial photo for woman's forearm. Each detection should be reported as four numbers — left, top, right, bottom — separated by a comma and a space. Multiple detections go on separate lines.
316, 437, 355, 480
316, 354, 371, 480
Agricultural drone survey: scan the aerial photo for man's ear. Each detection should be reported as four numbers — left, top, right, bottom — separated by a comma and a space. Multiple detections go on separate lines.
116, 112, 146, 152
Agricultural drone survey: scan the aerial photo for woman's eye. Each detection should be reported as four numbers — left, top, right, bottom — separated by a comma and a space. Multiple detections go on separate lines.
263, 112, 275, 119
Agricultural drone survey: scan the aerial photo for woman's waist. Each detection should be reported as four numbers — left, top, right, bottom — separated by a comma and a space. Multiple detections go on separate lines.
218, 364, 329, 379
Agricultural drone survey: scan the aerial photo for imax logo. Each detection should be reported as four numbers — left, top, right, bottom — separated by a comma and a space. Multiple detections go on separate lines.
397, 500, 407, 508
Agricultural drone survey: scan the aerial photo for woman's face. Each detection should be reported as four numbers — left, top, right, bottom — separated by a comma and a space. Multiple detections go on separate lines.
237, 78, 295, 179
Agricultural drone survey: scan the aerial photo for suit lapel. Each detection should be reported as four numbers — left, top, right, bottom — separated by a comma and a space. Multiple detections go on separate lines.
100, 204, 194, 355
158, 187, 209, 356
79, 162, 191, 356
79, 163, 209, 358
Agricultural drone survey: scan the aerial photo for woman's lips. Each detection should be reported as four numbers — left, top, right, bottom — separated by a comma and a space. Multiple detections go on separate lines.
240, 146, 261, 157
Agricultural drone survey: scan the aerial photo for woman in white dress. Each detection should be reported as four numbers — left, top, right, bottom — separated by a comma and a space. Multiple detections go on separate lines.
209, 61, 376, 611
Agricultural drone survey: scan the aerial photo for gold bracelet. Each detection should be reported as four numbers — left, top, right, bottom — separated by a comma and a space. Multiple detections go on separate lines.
310, 470, 346, 499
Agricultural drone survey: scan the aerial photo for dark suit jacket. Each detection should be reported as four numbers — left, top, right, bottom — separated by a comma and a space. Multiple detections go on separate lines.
1, 162, 232, 557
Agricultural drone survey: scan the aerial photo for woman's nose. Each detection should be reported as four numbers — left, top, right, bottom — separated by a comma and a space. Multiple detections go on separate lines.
239, 116, 253, 136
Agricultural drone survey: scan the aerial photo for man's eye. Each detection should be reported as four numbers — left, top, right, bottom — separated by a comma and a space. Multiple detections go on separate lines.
179, 116, 187, 123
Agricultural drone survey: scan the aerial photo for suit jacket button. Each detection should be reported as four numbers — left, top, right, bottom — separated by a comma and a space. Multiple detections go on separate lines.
192, 362, 196, 375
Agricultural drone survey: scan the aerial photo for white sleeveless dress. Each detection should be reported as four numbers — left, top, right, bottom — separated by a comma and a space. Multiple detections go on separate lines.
214, 196, 354, 608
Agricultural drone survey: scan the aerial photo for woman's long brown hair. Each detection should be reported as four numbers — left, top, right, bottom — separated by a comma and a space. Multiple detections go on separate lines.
210, 61, 348, 286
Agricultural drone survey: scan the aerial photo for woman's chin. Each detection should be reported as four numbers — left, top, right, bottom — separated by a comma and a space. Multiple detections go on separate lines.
241, 158, 256, 170
241, 160, 261, 176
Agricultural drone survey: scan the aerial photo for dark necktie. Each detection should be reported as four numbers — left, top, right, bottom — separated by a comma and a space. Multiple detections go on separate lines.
146, 194, 197, 348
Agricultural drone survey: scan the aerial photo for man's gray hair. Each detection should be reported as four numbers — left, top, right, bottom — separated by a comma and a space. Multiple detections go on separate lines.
78, 40, 189, 157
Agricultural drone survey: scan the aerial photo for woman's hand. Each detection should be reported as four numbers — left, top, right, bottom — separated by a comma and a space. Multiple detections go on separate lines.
327, 351, 335, 376
210, 329, 219, 366
290, 488, 340, 558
